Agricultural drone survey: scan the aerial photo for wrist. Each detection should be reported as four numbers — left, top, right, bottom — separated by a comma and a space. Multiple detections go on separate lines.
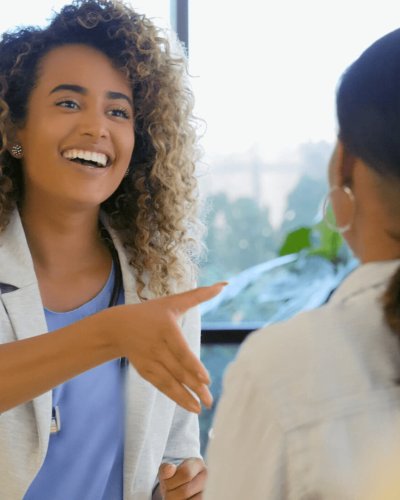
85, 306, 123, 361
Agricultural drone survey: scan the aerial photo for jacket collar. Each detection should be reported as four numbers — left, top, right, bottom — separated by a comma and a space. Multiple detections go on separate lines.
0, 209, 156, 487
329, 259, 400, 305
0, 209, 37, 289
99, 213, 142, 303
0, 210, 52, 463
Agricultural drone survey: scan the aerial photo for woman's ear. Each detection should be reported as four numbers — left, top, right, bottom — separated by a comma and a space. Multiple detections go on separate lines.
335, 139, 356, 186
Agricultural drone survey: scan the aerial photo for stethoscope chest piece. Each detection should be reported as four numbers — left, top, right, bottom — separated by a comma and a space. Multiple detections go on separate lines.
50, 405, 61, 434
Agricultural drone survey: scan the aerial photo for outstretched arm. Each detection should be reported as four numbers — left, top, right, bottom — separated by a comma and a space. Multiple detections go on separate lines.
0, 283, 225, 414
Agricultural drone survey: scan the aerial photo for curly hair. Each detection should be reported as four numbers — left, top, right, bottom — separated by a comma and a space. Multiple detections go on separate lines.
0, 0, 203, 298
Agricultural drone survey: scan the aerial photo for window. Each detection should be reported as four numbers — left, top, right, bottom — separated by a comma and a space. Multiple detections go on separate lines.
0, 1, 171, 32
190, 0, 399, 328
188, 0, 399, 452
129, 0, 171, 31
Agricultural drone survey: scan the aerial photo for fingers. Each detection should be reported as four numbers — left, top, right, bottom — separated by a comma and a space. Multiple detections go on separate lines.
160, 458, 207, 500
125, 310, 212, 408
117, 283, 225, 412
136, 361, 202, 413
193, 383, 213, 410
163, 325, 211, 385
166, 458, 206, 489
159, 345, 213, 408
159, 463, 177, 481
168, 282, 227, 316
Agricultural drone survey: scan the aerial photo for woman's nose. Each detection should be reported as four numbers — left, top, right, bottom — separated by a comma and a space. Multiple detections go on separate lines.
78, 109, 109, 139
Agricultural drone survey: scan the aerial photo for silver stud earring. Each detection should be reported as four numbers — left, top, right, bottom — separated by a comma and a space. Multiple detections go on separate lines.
11, 144, 24, 159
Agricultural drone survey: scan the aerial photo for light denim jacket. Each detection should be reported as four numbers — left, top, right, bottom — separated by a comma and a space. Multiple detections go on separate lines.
206, 259, 400, 500
0, 210, 201, 500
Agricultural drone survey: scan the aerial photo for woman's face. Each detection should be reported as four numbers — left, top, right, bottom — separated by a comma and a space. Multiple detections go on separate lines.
17, 43, 135, 210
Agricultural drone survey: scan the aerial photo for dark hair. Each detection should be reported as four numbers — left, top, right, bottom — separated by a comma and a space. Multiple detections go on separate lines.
0, 0, 202, 297
336, 28, 400, 336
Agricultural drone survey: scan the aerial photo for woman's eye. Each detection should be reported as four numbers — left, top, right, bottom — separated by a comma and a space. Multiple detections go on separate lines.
56, 100, 79, 110
108, 107, 131, 119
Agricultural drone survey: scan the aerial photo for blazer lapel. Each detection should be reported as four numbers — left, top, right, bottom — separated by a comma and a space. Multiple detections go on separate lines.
1, 286, 52, 461
0, 210, 37, 289
123, 369, 157, 494
0, 211, 52, 462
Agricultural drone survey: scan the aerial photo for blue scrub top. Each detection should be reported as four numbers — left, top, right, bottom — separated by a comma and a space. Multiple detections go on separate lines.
24, 262, 125, 500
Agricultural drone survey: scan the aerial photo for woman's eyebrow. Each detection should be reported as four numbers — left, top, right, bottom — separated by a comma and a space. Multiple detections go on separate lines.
49, 84, 133, 108
49, 84, 87, 95
107, 91, 133, 108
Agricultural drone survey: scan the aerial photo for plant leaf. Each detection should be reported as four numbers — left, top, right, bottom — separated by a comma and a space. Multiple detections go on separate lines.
279, 227, 312, 256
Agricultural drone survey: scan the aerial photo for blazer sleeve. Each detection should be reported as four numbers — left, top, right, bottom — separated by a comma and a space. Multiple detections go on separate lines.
161, 303, 202, 463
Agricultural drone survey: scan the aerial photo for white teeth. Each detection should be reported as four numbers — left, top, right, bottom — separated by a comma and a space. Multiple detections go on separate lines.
62, 149, 108, 167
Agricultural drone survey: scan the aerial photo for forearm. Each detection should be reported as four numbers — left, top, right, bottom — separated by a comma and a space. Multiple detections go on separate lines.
0, 310, 117, 413
0, 284, 222, 414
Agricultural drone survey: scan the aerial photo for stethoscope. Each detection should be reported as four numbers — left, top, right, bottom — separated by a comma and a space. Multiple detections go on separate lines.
51, 241, 124, 434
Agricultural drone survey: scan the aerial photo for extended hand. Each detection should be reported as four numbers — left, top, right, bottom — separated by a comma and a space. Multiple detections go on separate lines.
106, 283, 226, 413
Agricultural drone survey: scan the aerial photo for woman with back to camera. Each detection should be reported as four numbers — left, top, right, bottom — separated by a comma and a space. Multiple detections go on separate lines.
205, 28, 400, 499
0, 1, 224, 498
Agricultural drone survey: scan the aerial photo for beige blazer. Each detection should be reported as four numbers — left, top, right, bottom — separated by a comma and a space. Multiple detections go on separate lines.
0, 210, 200, 500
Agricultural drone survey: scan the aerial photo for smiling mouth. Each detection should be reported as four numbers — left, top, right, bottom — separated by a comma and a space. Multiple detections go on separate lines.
62, 149, 111, 168
70, 158, 107, 168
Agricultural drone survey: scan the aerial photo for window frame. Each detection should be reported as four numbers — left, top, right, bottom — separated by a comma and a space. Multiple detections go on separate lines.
201, 328, 252, 344
171, 1, 254, 342
170, 0, 189, 54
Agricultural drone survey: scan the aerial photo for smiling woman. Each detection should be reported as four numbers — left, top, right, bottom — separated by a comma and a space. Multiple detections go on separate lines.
0, 2, 221, 500
19, 44, 135, 227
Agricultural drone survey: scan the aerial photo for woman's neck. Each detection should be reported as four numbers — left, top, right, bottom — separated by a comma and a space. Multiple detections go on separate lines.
19, 199, 113, 311
19, 199, 110, 276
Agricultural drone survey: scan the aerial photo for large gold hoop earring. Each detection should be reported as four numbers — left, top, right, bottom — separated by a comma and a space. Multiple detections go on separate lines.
322, 185, 355, 234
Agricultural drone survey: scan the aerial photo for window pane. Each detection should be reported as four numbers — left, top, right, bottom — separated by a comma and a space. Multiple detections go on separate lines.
190, 0, 399, 452
190, 0, 398, 328
127, 0, 171, 30
0, 0, 68, 30
0, 1, 170, 31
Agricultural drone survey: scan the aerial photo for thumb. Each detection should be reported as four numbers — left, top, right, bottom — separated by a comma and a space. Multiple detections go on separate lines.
159, 462, 177, 480
170, 282, 228, 315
